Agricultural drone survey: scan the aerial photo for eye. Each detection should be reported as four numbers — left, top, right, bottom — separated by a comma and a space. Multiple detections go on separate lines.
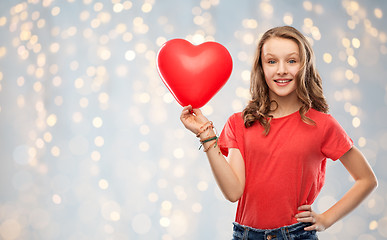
288, 59, 297, 63
268, 60, 276, 64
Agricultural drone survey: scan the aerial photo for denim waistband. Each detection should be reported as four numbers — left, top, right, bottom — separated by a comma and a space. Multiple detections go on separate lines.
232, 222, 317, 240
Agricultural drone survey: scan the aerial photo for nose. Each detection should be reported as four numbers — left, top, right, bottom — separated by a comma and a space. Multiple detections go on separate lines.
277, 61, 287, 75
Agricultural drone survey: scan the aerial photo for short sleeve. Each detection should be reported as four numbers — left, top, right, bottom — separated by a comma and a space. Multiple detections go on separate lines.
218, 113, 240, 157
321, 115, 354, 160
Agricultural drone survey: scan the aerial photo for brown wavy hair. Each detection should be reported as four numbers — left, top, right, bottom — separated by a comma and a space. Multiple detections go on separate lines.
243, 26, 329, 135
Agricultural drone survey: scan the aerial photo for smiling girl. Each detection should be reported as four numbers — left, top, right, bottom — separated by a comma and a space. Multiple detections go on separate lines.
180, 26, 377, 240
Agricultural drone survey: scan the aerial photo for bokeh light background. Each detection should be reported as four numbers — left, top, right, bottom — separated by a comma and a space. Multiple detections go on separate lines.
0, 0, 387, 239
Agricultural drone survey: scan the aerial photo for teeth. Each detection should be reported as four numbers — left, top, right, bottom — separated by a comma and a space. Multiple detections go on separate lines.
276, 80, 291, 83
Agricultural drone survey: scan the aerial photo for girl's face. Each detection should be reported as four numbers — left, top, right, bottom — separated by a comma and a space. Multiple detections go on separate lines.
261, 37, 301, 100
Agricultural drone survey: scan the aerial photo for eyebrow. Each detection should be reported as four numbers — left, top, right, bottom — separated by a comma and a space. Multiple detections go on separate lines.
263, 52, 299, 57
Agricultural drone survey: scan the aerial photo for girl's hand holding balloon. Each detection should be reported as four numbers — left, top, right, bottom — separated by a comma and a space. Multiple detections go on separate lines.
180, 105, 210, 136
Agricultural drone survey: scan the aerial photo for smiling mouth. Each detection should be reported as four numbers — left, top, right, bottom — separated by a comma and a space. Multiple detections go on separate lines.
274, 79, 292, 83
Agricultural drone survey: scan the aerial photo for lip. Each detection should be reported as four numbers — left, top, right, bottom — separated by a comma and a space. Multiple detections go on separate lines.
274, 79, 292, 86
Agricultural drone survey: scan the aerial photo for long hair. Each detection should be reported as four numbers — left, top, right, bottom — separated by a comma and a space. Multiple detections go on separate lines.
242, 26, 329, 135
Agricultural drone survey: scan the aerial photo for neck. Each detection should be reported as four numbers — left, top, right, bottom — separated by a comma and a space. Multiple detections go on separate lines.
269, 92, 302, 118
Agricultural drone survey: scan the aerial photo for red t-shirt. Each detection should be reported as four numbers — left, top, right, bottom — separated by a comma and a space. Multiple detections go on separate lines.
218, 109, 353, 229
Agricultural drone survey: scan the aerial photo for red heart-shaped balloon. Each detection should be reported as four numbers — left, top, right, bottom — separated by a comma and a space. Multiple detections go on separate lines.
156, 39, 233, 108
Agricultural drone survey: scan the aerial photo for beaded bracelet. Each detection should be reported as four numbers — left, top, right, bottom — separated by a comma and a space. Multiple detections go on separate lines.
204, 139, 218, 152
198, 136, 218, 150
196, 121, 214, 138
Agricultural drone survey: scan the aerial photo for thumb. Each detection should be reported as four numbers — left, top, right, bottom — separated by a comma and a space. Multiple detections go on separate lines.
191, 108, 202, 116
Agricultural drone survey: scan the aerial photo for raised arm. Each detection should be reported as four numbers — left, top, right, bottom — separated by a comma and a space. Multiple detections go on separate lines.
296, 146, 378, 231
180, 105, 245, 202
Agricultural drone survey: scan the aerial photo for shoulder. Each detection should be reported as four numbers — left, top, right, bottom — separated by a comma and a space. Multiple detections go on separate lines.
228, 112, 244, 125
307, 108, 346, 131
223, 112, 245, 130
307, 108, 334, 123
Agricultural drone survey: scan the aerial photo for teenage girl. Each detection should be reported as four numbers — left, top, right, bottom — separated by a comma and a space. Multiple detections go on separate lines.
180, 26, 377, 239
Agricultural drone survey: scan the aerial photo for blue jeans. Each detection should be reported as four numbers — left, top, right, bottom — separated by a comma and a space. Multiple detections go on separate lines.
232, 222, 318, 240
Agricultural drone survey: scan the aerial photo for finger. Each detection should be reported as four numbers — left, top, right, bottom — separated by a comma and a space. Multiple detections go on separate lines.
296, 216, 315, 223
298, 205, 312, 211
304, 224, 322, 232
191, 108, 202, 116
295, 211, 312, 218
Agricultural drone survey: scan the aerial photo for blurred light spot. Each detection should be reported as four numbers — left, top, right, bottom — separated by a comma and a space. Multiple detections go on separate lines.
0, 16, 7, 26
358, 137, 366, 147
158, 178, 168, 188
52, 76, 62, 87
283, 13, 293, 25
113, 3, 124, 13
192, 203, 202, 213
163, 92, 174, 103
174, 185, 187, 200
98, 92, 109, 103
139, 141, 149, 152
123, 1, 133, 10
236, 87, 250, 99
369, 220, 378, 230
51, 6, 60, 16
162, 201, 172, 211
35, 138, 45, 148
377, 217, 387, 237
80, 97, 89, 108
148, 192, 159, 202
232, 99, 244, 112
243, 33, 255, 44
303, 1, 312, 11
374, 8, 383, 19
159, 158, 170, 170
242, 19, 257, 29
17, 95, 25, 108
197, 181, 208, 191
241, 70, 251, 82
74, 78, 84, 89
347, 55, 358, 67
349, 105, 358, 116
342, 38, 351, 48
167, 210, 188, 237
99, 179, 109, 190
352, 117, 361, 128
110, 211, 120, 221
93, 117, 103, 128
0, 47, 7, 58
160, 217, 170, 227
202, 105, 213, 116
173, 148, 184, 159
140, 125, 150, 135
33, 81, 43, 91
345, 69, 354, 80
173, 166, 185, 178
352, 38, 361, 48
51, 146, 60, 157
101, 201, 121, 222
46, 114, 57, 127
323, 53, 332, 63
0, 219, 21, 240
260, 2, 273, 15
52, 194, 62, 204
317, 195, 336, 213
132, 213, 151, 234
366, 194, 385, 214
94, 136, 105, 147
72, 112, 83, 123
142, 3, 152, 13
91, 151, 101, 161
